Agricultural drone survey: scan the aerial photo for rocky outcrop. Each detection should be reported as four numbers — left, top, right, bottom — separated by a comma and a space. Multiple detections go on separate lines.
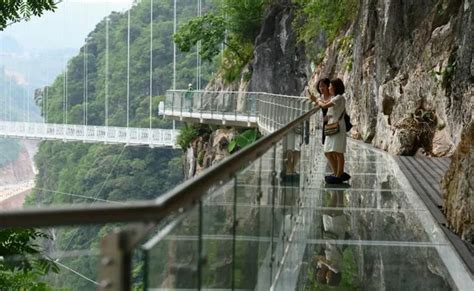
0, 140, 38, 209
0, 140, 37, 186
309, 0, 472, 156
442, 121, 473, 243
183, 127, 236, 179
201, 66, 252, 113
248, 1, 310, 95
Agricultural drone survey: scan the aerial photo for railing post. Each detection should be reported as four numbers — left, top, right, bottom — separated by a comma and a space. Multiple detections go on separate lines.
180, 91, 183, 118
234, 92, 238, 122
272, 95, 276, 130
199, 91, 203, 122
99, 224, 154, 291
99, 231, 130, 291
171, 91, 175, 115
142, 249, 149, 291
269, 144, 277, 284
210, 92, 214, 119
221, 93, 225, 124
148, 128, 152, 146
247, 93, 252, 125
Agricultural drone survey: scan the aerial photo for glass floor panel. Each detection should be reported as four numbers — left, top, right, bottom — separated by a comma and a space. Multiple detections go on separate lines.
281, 243, 457, 291
143, 133, 472, 290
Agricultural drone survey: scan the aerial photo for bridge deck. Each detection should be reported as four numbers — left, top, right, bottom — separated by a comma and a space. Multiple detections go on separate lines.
162, 109, 258, 127
0, 121, 178, 147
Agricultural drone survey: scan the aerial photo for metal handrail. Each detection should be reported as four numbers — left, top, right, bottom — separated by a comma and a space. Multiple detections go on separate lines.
0, 106, 318, 228
167, 89, 308, 100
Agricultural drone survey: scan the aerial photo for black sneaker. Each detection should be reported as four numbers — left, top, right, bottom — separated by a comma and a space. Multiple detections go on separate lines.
341, 172, 351, 181
325, 175, 343, 184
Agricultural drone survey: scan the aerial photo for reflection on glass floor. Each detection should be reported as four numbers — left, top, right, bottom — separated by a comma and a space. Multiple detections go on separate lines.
143, 133, 473, 291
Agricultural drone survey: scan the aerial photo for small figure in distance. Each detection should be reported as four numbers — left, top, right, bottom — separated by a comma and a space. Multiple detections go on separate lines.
185, 83, 194, 113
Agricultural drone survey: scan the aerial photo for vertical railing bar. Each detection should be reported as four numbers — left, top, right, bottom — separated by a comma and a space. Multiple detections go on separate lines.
198, 199, 203, 290
221, 93, 225, 124
269, 145, 277, 285
200, 91, 203, 122
180, 91, 183, 118
231, 175, 238, 290
142, 249, 148, 291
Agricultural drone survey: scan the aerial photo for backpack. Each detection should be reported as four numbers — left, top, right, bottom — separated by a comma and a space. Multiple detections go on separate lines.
344, 113, 352, 132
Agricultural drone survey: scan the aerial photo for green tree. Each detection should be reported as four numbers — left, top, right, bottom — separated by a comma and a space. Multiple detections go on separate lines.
173, 0, 266, 82
0, 0, 57, 30
294, 0, 359, 47
174, 14, 229, 62
0, 229, 59, 289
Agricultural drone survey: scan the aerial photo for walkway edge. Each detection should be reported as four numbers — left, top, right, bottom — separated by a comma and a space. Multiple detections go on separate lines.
348, 138, 474, 282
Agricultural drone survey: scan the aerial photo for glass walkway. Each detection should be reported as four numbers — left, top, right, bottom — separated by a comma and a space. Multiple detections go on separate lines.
0, 99, 472, 290
140, 133, 472, 290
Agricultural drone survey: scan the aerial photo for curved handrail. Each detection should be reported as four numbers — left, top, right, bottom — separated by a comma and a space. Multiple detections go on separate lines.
0, 106, 318, 228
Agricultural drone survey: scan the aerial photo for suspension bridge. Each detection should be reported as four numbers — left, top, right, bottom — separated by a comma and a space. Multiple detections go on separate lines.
0, 0, 296, 148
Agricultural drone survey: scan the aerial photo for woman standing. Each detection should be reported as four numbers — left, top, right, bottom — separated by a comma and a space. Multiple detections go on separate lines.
315, 78, 331, 144
316, 78, 350, 184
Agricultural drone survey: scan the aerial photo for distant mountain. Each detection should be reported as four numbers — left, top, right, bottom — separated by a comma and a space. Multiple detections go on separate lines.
0, 35, 23, 54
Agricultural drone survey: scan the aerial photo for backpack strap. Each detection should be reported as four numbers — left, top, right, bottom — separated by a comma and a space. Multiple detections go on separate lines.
337, 110, 346, 122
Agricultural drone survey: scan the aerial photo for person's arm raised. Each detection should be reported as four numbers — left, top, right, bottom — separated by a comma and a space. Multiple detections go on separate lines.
316, 99, 334, 109
305, 87, 318, 104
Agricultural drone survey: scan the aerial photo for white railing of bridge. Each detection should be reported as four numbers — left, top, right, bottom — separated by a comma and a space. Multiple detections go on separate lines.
163, 90, 312, 133
0, 91, 309, 147
0, 121, 178, 147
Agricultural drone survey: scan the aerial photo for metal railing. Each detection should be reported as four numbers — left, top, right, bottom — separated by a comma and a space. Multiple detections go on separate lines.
0, 121, 178, 147
0, 97, 316, 290
163, 90, 310, 131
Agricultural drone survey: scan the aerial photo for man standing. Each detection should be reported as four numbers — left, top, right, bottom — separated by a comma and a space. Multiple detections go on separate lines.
184, 83, 194, 113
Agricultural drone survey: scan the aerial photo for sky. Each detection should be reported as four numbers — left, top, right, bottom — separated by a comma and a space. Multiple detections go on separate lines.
1, 0, 134, 51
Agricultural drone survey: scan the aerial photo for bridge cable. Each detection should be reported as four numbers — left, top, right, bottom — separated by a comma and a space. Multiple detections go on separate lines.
172, 0, 177, 131
65, 0, 69, 125
196, 0, 200, 90
55, 260, 100, 286
44, 54, 48, 123
23, 23, 28, 123
35, 188, 125, 205
62, 0, 66, 124
1, 39, 5, 121
198, 0, 202, 90
150, 0, 153, 130
85, 6, 89, 127
82, 4, 87, 127
127, 8, 131, 128
105, 1, 109, 127
26, 64, 29, 123
8, 76, 12, 121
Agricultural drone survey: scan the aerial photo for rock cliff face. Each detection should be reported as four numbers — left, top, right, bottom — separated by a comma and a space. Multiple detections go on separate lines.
0, 140, 38, 209
309, 0, 472, 156
442, 122, 473, 243
0, 140, 37, 185
246, 0, 472, 241
248, 1, 310, 95
189, 0, 472, 241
